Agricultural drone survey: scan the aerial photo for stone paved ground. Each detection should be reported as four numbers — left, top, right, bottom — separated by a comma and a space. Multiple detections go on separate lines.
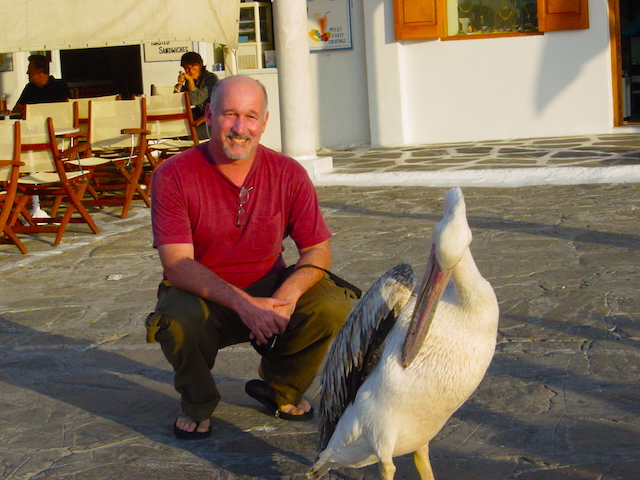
324, 134, 640, 173
1, 182, 640, 479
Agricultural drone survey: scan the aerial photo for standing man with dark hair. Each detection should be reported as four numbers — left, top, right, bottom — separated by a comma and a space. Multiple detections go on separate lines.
11, 54, 71, 117
147, 75, 356, 440
174, 51, 218, 139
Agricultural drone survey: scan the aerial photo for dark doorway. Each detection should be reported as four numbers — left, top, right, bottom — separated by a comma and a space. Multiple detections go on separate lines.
60, 45, 143, 99
621, 0, 640, 122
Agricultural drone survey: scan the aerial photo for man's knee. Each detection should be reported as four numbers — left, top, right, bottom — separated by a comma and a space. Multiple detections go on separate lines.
317, 295, 351, 333
145, 285, 210, 344
297, 279, 354, 336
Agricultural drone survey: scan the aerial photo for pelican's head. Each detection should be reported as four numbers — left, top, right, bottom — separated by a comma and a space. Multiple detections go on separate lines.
401, 187, 472, 367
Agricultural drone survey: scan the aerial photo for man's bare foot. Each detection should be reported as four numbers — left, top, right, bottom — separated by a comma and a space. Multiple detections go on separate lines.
280, 399, 311, 416
173, 409, 211, 439
256, 370, 311, 417
176, 414, 210, 433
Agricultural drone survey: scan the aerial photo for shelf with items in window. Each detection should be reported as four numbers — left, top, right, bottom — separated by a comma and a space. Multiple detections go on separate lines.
451, 0, 540, 38
394, 0, 588, 41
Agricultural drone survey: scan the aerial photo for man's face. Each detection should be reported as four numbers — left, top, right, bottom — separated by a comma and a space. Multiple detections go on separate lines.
207, 79, 268, 162
26, 60, 43, 83
182, 63, 202, 80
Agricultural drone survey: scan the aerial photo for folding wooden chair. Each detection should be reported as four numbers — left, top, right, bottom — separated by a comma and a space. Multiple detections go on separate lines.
73, 94, 120, 138
0, 121, 28, 254
150, 87, 208, 137
67, 97, 150, 219
144, 91, 201, 170
9, 118, 100, 247
151, 85, 176, 96
24, 101, 81, 149
24, 101, 78, 130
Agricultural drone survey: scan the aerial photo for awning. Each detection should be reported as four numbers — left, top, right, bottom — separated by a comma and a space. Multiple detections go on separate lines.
1, 0, 239, 52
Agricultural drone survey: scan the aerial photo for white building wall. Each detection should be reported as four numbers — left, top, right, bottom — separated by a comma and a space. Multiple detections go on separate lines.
362, 0, 406, 147
140, 54, 183, 96
359, 0, 615, 146
308, 0, 372, 150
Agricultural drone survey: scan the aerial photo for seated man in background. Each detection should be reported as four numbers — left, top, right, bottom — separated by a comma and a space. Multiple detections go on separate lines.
147, 75, 356, 439
11, 54, 71, 117
174, 51, 218, 140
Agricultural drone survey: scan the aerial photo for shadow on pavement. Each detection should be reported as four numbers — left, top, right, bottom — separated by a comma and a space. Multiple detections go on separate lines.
0, 317, 310, 478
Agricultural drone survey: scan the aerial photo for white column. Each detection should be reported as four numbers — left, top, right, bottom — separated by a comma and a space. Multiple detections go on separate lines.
272, 0, 332, 178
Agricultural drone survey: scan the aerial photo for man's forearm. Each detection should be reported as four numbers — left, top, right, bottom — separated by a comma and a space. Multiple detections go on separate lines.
273, 242, 331, 303
164, 256, 250, 312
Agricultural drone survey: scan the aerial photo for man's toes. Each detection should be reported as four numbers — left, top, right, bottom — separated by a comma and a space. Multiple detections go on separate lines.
196, 418, 211, 433
280, 399, 311, 416
176, 416, 197, 432
298, 399, 311, 413
280, 404, 302, 415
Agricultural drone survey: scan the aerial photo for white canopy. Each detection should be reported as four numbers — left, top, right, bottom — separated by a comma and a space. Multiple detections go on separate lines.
1, 0, 239, 52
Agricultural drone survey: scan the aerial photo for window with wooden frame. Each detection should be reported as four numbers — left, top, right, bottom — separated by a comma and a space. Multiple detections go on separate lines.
393, 0, 589, 40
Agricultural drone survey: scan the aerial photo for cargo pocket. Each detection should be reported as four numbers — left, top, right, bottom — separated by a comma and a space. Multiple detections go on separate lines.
145, 311, 170, 343
145, 280, 175, 343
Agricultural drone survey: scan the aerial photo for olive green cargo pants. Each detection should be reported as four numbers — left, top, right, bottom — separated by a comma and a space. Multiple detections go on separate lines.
145, 267, 354, 421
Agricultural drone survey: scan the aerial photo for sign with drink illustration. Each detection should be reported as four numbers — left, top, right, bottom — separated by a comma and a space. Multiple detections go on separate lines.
307, 0, 352, 52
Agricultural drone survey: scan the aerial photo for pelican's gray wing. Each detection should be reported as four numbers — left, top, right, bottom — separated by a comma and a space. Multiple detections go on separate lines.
318, 263, 416, 451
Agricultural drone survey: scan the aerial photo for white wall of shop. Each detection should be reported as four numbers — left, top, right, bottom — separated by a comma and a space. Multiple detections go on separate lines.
0, 54, 27, 109
308, 0, 371, 150
356, 0, 614, 146
403, 29, 612, 144
300, 0, 615, 149
140, 56, 183, 96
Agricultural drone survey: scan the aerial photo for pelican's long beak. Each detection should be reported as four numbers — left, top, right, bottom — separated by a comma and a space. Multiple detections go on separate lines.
401, 244, 452, 368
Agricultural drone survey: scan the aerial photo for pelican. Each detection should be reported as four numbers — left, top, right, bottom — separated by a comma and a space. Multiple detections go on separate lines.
307, 187, 499, 480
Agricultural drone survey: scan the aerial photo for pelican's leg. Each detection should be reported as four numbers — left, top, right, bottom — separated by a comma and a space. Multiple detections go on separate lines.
413, 444, 435, 480
378, 458, 396, 480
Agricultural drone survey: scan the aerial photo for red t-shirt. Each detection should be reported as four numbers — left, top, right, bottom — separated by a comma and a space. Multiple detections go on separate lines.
151, 143, 331, 289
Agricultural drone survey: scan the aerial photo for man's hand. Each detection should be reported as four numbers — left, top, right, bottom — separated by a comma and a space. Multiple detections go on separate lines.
238, 295, 292, 345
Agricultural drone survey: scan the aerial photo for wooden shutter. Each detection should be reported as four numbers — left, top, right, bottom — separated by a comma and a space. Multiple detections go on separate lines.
393, 0, 443, 40
538, 0, 589, 31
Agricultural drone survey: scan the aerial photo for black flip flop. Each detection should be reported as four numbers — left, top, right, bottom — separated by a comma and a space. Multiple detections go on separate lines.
244, 379, 314, 421
173, 418, 211, 440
